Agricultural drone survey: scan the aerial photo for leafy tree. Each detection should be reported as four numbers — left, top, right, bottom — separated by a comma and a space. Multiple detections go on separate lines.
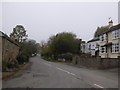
10, 25, 28, 42
41, 32, 81, 60
49, 32, 80, 54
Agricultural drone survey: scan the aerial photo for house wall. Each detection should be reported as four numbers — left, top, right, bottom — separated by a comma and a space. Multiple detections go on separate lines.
111, 30, 120, 58
111, 38, 120, 58
81, 42, 91, 54
99, 33, 108, 58
87, 40, 100, 56
2, 37, 19, 63
107, 32, 112, 58
0, 35, 2, 71
100, 53, 108, 58
108, 32, 112, 43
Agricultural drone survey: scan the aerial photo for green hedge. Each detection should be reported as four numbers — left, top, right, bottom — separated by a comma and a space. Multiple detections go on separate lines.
58, 53, 73, 62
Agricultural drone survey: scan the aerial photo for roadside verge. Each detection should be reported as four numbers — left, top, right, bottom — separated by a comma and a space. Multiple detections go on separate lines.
2, 62, 31, 81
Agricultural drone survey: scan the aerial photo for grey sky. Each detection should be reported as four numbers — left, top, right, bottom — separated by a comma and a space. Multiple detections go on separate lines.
1, 2, 118, 43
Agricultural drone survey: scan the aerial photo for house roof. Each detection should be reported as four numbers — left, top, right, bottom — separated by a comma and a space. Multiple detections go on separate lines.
0, 31, 19, 47
94, 25, 109, 37
87, 37, 99, 43
109, 24, 120, 32
94, 23, 120, 37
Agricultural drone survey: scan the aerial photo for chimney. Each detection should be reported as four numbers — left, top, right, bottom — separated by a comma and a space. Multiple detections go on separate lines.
109, 20, 113, 28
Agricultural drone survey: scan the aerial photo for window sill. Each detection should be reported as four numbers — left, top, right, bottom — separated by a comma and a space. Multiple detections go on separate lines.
112, 38, 120, 40
112, 52, 119, 54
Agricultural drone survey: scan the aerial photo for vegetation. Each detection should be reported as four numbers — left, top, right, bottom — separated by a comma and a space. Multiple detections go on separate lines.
17, 39, 40, 64
10, 25, 28, 42
2, 60, 18, 72
41, 32, 81, 62
3, 25, 40, 72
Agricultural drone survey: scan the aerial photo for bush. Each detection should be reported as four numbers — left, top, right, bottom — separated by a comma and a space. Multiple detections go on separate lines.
17, 54, 29, 64
2, 60, 8, 72
58, 53, 73, 62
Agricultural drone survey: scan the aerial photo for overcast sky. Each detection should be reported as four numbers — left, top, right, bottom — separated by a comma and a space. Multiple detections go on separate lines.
1, 1, 119, 43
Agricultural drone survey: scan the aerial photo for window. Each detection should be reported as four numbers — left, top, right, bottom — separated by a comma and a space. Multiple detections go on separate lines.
100, 34, 107, 41
89, 44, 91, 50
112, 30, 119, 39
100, 46, 106, 53
112, 43, 119, 53
96, 44, 99, 50
119, 43, 120, 52
119, 29, 120, 38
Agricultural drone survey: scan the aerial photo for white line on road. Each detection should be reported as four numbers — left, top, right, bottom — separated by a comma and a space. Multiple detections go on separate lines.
56, 67, 75, 76
94, 84, 104, 88
70, 73, 75, 76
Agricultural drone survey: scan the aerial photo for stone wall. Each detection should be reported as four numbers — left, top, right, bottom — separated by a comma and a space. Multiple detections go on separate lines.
72, 55, 120, 69
2, 36, 19, 63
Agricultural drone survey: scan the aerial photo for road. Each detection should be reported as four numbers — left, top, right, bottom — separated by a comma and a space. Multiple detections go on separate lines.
3, 56, 118, 89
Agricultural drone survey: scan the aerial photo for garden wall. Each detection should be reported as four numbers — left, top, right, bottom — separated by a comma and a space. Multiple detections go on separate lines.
72, 55, 120, 69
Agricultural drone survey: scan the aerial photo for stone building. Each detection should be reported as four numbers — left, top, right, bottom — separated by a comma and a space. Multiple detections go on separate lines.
0, 31, 19, 65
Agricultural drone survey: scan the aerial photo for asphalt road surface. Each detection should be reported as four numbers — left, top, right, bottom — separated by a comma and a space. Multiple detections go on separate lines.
3, 56, 118, 89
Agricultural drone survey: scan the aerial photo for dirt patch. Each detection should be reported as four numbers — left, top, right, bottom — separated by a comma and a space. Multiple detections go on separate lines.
2, 62, 31, 81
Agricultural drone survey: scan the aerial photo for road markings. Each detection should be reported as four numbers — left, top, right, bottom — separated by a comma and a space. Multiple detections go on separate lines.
94, 84, 104, 88
56, 67, 75, 76
70, 73, 75, 76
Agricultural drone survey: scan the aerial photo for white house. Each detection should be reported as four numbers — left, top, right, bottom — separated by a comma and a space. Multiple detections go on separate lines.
87, 37, 100, 56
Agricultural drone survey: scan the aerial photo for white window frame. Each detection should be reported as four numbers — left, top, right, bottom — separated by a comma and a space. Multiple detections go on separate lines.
119, 29, 120, 38
112, 43, 119, 53
119, 43, 120, 53
112, 30, 119, 39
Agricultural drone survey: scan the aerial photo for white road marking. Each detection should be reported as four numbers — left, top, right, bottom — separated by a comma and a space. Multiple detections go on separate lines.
56, 67, 76, 76
94, 84, 104, 88
70, 73, 75, 76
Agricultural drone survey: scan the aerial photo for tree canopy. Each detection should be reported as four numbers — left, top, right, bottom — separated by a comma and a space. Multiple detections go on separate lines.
41, 32, 81, 60
10, 25, 28, 42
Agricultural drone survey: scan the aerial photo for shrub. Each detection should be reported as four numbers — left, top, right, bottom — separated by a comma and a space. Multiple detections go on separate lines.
58, 53, 73, 62
17, 54, 29, 64
2, 60, 8, 72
